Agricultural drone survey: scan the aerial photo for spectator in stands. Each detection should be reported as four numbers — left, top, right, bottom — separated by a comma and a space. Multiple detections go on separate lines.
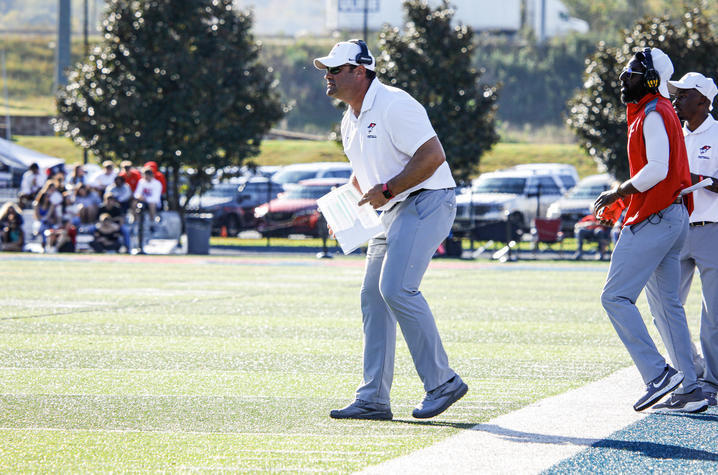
90, 213, 122, 253
143, 161, 166, 208
52, 170, 67, 194
92, 160, 117, 196
46, 219, 76, 253
32, 180, 62, 244
1, 204, 24, 252
72, 184, 102, 225
104, 175, 132, 213
68, 165, 87, 190
133, 167, 163, 224
99, 193, 131, 252
119, 160, 141, 192
573, 213, 611, 260
18, 163, 46, 208
0, 201, 23, 228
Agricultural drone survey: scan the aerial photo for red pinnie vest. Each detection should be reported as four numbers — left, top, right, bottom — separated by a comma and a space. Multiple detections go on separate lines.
624, 93, 693, 226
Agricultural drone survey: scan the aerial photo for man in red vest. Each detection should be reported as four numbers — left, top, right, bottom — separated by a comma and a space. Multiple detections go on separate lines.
594, 48, 708, 413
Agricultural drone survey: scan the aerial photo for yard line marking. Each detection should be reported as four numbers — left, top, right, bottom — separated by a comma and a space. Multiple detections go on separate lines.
359, 366, 648, 475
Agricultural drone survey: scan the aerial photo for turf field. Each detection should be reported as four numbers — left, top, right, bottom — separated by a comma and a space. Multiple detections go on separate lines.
0, 254, 703, 472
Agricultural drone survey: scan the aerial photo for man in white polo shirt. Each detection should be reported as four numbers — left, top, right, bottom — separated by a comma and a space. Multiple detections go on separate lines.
669, 72, 718, 407
314, 40, 467, 421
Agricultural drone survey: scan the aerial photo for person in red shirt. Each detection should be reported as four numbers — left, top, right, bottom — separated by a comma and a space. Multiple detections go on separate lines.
119, 161, 142, 192
594, 47, 707, 413
572, 213, 611, 260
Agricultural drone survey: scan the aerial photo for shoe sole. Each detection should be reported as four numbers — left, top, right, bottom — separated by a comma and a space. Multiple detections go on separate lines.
654, 400, 709, 413
634, 371, 684, 412
412, 383, 468, 419
329, 411, 393, 421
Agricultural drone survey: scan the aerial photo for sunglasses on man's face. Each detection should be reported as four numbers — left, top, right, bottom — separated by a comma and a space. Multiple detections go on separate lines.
620, 67, 644, 80
327, 65, 351, 75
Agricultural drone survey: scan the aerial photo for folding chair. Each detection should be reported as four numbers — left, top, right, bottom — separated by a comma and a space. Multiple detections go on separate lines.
531, 218, 564, 256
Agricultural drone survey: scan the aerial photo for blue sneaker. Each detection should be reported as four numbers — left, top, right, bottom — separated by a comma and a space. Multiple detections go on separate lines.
330, 399, 392, 420
412, 375, 468, 419
633, 365, 683, 412
653, 388, 708, 413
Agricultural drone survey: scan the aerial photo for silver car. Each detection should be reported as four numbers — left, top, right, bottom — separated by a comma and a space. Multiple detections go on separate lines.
546, 174, 613, 236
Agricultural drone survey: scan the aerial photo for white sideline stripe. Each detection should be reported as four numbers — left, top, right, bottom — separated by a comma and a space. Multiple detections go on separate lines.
359, 366, 648, 475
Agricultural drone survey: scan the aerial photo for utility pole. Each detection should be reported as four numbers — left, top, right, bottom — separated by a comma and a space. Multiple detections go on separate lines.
363, 0, 368, 41
83, 0, 89, 164
2, 50, 10, 140
55, 0, 71, 89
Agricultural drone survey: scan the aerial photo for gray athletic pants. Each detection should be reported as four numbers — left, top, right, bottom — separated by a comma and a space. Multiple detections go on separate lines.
356, 189, 457, 405
601, 203, 700, 393
679, 222, 718, 393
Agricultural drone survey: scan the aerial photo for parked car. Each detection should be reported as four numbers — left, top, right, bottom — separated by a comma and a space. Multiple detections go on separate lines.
507, 163, 579, 190
254, 177, 348, 237
185, 176, 283, 236
453, 166, 573, 235
271, 162, 352, 188
546, 173, 614, 236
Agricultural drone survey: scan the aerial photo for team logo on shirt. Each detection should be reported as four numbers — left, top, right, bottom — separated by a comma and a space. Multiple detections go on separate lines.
367, 122, 377, 139
699, 145, 711, 159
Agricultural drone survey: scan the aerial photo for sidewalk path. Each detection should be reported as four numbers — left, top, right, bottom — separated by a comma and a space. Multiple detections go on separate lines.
360, 366, 651, 474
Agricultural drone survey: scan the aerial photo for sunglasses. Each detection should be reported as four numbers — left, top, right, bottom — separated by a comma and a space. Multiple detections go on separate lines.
621, 67, 644, 80
327, 65, 354, 75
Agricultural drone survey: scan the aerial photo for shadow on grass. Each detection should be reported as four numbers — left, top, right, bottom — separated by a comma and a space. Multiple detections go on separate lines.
391, 419, 478, 430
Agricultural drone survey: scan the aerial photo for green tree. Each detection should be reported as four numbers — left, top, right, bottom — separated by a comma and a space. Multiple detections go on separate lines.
567, 9, 718, 180
377, 0, 499, 183
53, 0, 284, 210
475, 33, 596, 125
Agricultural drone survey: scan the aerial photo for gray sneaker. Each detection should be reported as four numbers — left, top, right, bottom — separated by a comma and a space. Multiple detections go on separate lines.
633, 365, 683, 412
705, 391, 716, 406
412, 375, 468, 419
330, 399, 392, 420
653, 388, 708, 413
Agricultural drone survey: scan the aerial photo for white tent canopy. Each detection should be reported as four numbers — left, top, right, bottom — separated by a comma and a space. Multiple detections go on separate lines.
0, 137, 65, 173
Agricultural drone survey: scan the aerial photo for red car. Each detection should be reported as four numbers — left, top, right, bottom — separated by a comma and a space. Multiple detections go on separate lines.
254, 178, 348, 237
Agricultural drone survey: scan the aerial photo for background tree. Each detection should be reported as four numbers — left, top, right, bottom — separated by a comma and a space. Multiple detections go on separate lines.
376, 0, 499, 183
567, 9, 718, 180
475, 32, 596, 126
54, 0, 284, 210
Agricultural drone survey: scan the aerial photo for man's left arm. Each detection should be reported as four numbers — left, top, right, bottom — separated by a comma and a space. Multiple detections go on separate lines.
357, 137, 445, 209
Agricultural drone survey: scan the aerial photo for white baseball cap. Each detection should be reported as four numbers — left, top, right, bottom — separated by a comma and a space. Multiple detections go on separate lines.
313, 41, 376, 71
647, 48, 674, 99
668, 72, 718, 111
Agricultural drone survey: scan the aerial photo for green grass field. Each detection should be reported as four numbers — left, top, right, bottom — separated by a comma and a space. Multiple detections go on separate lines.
0, 254, 703, 472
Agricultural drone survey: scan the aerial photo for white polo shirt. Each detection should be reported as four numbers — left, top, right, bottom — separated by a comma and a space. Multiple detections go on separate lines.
341, 79, 455, 211
134, 178, 163, 206
683, 115, 718, 223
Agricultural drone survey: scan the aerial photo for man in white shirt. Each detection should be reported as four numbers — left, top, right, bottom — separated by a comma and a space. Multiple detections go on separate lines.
18, 163, 46, 208
93, 160, 117, 196
314, 40, 466, 421
133, 168, 162, 222
669, 72, 718, 407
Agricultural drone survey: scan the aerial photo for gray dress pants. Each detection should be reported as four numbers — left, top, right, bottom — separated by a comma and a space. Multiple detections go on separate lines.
601, 203, 700, 393
679, 222, 718, 393
356, 189, 457, 404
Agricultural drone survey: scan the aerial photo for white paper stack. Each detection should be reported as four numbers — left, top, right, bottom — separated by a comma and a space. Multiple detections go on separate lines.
316, 183, 385, 255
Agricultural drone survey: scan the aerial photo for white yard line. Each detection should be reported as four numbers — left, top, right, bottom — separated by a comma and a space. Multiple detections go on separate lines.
360, 366, 648, 475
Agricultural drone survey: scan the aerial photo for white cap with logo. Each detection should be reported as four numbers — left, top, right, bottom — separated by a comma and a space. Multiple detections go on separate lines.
313, 41, 376, 71
668, 72, 718, 111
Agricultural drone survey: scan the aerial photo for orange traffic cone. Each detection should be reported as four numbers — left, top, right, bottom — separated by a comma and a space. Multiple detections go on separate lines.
220, 226, 228, 237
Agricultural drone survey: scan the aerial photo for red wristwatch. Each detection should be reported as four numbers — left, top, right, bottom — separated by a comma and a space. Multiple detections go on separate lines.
382, 183, 394, 199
